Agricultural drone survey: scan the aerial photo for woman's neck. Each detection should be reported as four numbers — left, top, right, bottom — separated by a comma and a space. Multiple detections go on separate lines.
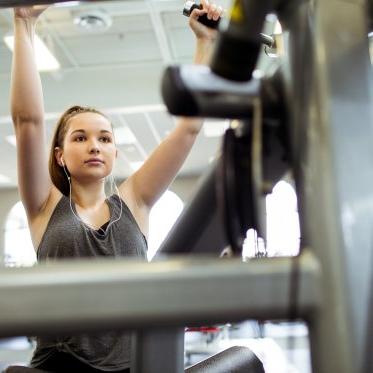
70, 179, 107, 209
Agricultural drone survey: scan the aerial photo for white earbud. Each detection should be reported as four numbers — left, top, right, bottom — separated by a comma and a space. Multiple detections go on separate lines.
61, 158, 70, 180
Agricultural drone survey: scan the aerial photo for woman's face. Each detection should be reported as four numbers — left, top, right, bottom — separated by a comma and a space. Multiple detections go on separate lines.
60, 112, 117, 182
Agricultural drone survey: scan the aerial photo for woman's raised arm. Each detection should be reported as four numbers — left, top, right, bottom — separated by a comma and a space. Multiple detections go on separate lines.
120, 0, 223, 212
10, 6, 55, 218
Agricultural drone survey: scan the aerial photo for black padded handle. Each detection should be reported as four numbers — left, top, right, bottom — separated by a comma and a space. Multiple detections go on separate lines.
185, 346, 265, 373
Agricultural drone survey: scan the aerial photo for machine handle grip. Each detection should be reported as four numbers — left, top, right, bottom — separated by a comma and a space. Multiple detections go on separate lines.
183, 1, 220, 30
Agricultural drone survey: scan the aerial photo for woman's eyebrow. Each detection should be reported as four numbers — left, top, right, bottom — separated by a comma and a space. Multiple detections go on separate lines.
70, 129, 86, 135
70, 129, 112, 135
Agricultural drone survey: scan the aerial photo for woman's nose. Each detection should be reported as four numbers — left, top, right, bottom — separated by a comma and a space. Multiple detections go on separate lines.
89, 147, 99, 154
88, 140, 100, 154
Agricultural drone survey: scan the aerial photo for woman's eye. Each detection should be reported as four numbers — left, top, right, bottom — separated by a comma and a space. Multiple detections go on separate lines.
75, 136, 85, 142
100, 136, 111, 143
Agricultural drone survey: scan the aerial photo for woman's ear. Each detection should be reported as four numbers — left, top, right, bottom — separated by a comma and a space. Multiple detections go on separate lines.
55, 147, 63, 167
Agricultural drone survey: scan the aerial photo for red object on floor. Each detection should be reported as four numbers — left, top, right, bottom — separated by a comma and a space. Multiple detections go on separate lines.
185, 326, 220, 333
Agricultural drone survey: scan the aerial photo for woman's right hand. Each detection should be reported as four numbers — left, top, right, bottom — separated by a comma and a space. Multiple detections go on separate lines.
14, 5, 49, 20
189, 0, 223, 42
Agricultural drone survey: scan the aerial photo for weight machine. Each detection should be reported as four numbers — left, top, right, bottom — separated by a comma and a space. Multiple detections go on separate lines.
0, 0, 372, 372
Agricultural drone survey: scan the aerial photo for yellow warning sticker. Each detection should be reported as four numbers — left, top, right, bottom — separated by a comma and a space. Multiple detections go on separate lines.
230, 0, 244, 22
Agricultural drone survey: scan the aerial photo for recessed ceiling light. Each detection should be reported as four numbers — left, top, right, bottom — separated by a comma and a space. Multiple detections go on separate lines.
74, 10, 113, 32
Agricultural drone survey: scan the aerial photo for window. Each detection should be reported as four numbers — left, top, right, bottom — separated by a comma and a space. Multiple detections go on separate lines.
148, 190, 184, 260
243, 180, 300, 258
4, 201, 35, 267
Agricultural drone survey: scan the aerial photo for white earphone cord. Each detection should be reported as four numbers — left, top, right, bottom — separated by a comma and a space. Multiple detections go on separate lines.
62, 165, 123, 234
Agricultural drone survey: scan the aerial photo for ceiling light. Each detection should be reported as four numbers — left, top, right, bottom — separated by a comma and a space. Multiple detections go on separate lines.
74, 10, 113, 32
4, 34, 60, 72
113, 126, 137, 145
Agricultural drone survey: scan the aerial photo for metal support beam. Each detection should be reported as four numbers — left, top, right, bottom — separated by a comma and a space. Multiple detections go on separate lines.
146, 0, 173, 64
0, 0, 184, 10
131, 328, 184, 373
0, 251, 320, 338
0, 0, 100, 7
156, 161, 228, 256
280, 0, 373, 372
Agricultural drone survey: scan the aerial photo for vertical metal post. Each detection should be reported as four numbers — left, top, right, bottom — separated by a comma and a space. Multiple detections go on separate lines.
131, 328, 185, 373
156, 162, 228, 257
281, 0, 373, 372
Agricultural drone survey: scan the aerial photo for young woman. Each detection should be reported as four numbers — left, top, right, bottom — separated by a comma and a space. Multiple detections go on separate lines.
10, 1, 223, 372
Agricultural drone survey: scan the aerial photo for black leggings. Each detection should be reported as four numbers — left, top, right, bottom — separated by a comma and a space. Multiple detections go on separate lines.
34, 351, 130, 373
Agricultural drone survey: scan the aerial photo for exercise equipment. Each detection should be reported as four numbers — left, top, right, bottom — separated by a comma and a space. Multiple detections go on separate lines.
161, 1, 373, 373
0, 1, 372, 373
183, 0, 221, 30
183, 0, 275, 48
184, 346, 264, 372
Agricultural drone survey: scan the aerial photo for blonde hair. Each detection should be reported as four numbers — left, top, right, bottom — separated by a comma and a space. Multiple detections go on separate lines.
49, 105, 111, 196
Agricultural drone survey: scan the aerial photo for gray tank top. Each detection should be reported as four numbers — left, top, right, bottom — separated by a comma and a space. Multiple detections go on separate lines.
30, 194, 147, 371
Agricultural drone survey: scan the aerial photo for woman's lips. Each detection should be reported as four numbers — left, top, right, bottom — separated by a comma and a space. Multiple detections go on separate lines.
85, 159, 104, 165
